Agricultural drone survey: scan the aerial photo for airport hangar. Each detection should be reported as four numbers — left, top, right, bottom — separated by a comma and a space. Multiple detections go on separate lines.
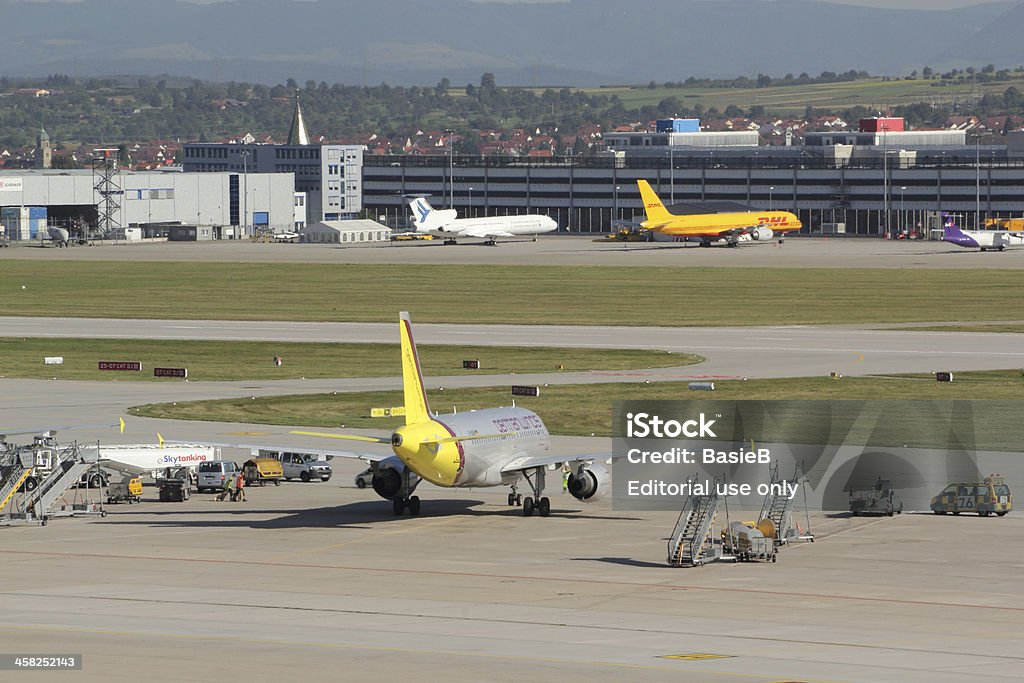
0, 168, 300, 240
362, 121, 1024, 237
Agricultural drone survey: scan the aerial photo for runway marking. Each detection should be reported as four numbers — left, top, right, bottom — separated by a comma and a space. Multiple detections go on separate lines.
662, 653, 733, 660
0, 623, 834, 682
854, 353, 865, 363
2, 547, 1023, 614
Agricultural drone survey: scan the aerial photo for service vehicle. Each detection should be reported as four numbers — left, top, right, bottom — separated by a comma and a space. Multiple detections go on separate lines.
157, 467, 192, 501
196, 460, 241, 492
106, 477, 143, 504
277, 452, 332, 482
930, 476, 1012, 516
849, 478, 903, 516
243, 457, 283, 486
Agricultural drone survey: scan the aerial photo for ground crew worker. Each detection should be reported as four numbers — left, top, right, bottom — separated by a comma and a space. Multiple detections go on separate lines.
217, 474, 234, 502
233, 470, 246, 502
562, 463, 571, 493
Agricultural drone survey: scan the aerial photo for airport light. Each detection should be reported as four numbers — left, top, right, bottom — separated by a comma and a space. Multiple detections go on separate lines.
469, 186, 473, 218
669, 141, 674, 204
769, 186, 774, 211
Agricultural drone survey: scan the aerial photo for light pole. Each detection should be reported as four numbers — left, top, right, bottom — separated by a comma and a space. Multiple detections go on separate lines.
613, 185, 620, 232
240, 149, 250, 239
769, 186, 774, 211
882, 123, 889, 238
669, 142, 674, 204
900, 186, 906, 235
444, 129, 455, 209
468, 186, 473, 218
975, 132, 981, 230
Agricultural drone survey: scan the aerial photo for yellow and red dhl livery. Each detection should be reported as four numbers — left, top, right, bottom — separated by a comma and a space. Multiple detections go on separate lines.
637, 179, 801, 247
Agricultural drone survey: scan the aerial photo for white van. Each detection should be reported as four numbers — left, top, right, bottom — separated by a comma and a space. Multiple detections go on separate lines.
196, 460, 241, 492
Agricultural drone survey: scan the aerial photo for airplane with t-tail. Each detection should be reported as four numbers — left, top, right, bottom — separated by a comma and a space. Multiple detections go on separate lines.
407, 196, 557, 245
637, 179, 801, 247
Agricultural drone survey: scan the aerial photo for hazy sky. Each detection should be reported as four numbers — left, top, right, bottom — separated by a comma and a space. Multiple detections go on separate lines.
17, 0, 1016, 7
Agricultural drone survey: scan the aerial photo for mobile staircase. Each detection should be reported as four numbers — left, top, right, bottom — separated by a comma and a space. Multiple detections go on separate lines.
758, 461, 814, 545
10, 443, 104, 525
667, 474, 724, 567
0, 446, 36, 515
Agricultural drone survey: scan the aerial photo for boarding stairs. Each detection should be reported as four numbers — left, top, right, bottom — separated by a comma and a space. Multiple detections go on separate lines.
15, 443, 100, 521
667, 474, 724, 567
0, 448, 35, 513
758, 462, 813, 544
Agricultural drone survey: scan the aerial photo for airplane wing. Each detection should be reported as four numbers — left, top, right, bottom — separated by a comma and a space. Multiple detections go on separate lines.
168, 440, 392, 464
500, 451, 613, 474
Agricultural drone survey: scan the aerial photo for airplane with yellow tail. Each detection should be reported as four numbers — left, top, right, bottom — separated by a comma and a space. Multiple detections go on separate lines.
637, 179, 802, 247
277, 312, 609, 517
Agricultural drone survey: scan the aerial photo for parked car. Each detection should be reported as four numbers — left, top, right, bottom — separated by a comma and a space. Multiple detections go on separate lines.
196, 460, 241, 493
277, 452, 332, 482
354, 467, 373, 489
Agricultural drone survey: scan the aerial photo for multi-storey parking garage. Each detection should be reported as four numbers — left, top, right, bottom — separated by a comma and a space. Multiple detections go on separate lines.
363, 154, 1024, 236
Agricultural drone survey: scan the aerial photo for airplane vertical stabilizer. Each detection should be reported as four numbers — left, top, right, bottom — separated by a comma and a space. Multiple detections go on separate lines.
399, 312, 432, 425
637, 180, 671, 224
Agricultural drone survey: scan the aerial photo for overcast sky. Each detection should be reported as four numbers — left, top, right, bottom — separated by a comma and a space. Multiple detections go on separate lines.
19, 0, 1016, 7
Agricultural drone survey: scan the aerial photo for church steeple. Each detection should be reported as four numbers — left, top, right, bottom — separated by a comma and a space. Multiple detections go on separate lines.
286, 94, 309, 146
36, 125, 51, 169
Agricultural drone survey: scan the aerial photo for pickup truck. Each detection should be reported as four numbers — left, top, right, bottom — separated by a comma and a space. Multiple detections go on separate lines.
278, 452, 332, 482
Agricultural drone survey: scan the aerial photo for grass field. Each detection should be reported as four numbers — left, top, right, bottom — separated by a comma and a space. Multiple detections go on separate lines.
4, 262, 1024, 326
0, 338, 692, 381
589, 74, 1024, 117
131, 370, 1024, 447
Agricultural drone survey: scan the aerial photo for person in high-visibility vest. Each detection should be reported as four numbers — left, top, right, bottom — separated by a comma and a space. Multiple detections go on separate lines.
233, 471, 246, 502
217, 474, 234, 502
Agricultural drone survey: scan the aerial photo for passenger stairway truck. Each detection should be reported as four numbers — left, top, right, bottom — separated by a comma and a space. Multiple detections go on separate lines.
10, 443, 105, 524
757, 461, 814, 545
667, 474, 725, 567
0, 450, 36, 514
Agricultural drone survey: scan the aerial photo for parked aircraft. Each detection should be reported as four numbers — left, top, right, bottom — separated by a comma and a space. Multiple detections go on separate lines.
942, 214, 1024, 251
636, 180, 801, 247
211, 313, 609, 517
407, 196, 557, 245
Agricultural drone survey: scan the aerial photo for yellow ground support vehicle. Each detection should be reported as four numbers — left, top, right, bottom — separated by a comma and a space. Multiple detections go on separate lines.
930, 476, 1012, 517
243, 457, 283, 487
106, 477, 143, 504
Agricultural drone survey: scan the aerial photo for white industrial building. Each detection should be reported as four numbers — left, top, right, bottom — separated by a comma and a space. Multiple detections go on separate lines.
0, 169, 297, 241
301, 219, 391, 244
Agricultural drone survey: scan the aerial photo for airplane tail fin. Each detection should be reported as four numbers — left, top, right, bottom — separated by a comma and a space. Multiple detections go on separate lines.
399, 312, 432, 425
407, 196, 457, 232
637, 180, 671, 225
941, 212, 965, 239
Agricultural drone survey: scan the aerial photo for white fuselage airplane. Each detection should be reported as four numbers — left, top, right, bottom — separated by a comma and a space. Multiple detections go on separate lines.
942, 214, 1024, 252
285, 312, 608, 517
407, 196, 557, 245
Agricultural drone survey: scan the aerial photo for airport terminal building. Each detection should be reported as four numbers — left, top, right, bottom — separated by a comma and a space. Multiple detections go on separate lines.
363, 121, 1024, 237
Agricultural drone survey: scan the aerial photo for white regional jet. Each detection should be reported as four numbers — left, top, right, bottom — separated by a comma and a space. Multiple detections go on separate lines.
284, 312, 610, 517
407, 196, 557, 245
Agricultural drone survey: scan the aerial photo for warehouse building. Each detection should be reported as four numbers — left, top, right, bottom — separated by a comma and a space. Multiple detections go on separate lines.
301, 219, 390, 244
0, 169, 296, 242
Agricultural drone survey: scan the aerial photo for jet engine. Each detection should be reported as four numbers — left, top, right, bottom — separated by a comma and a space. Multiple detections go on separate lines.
567, 463, 610, 502
371, 457, 420, 500
750, 227, 774, 241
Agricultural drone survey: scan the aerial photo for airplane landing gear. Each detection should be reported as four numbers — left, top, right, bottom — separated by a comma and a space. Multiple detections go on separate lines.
391, 469, 422, 516
443, 239, 458, 245
520, 467, 551, 517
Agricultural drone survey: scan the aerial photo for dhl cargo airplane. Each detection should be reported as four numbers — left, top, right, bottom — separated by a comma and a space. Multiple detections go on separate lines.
201, 313, 610, 518
637, 179, 802, 247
